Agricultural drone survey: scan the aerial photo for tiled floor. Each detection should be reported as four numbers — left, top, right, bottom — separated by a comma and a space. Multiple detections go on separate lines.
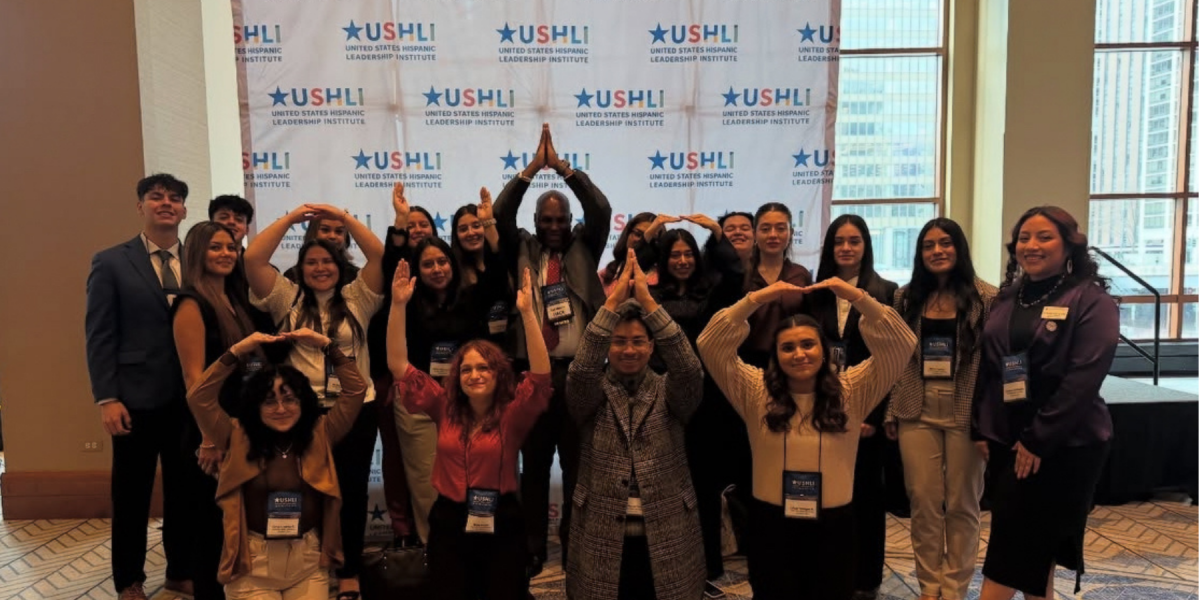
0, 500, 1192, 599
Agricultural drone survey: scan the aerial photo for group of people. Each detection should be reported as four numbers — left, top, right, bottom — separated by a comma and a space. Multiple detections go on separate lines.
86, 125, 1118, 600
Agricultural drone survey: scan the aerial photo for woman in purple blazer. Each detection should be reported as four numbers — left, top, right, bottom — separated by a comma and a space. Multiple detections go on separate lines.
973, 206, 1118, 600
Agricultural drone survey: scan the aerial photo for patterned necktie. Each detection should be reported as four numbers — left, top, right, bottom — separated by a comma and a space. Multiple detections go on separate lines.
156, 250, 179, 293
542, 253, 562, 351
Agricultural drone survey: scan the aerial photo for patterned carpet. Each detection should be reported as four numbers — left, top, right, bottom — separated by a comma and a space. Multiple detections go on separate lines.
0, 500, 1192, 598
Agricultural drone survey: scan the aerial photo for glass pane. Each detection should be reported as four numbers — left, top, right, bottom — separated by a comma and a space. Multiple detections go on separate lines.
1095, 0, 1187, 43
1183, 302, 1198, 339
1187, 199, 1198, 294
1191, 54, 1197, 194
1091, 50, 1184, 194
834, 55, 940, 200
1089, 199, 1177, 294
841, 0, 944, 50
1117, 302, 1170, 341
830, 202, 938, 284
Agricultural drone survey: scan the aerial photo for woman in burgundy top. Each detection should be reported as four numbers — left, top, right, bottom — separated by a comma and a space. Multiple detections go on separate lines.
388, 262, 552, 600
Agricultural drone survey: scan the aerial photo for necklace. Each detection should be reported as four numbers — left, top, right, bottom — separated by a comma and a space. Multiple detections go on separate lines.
275, 443, 294, 459
1018, 273, 1066, 308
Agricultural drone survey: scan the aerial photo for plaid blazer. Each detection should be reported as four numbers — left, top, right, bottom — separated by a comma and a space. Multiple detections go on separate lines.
565, 306, 705, 600
887, 278, 997, 428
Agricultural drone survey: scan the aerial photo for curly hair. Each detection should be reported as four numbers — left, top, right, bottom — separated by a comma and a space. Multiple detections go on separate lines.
1002, 206, 1110, 292
237, 363, 322, 462
762, 315, 847, 433
440, 340, 518, 443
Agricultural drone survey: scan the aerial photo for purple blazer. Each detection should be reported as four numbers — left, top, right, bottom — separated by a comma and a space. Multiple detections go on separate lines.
973, 280, 1118, 457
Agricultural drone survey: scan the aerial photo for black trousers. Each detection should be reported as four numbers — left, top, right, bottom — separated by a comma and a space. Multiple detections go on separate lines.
329, 402, 380, 579
851, 433, 886, 591
111, 404, 190, 593
520, 359, 579, 563
746, 498, 856, 600
427, 494, 529, 600
179, 456, 226, 600
618, 535, 657, 600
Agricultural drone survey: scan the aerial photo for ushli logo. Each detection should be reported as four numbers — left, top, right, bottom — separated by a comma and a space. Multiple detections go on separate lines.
352, 150, 444, 190
647, 150, 735, 189
242, 151, 291, 189
648, 23, 739, 63
343, 21, 435, 42
497, 23, 589, 44
235, 23, 283, 63
722, 86, 811, 107
791, 147, 834, 188
575, 89, 664, 109
496, 23, 590, 63
269, 87, 365, 107
342, 20, 438, 62
424, 87, 515, 108
797, 22, 839, 63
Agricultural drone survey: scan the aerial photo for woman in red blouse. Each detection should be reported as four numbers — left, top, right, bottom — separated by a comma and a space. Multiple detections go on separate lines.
387, 261, 551, 600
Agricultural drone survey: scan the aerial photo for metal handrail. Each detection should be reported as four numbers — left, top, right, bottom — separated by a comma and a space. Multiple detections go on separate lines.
1090, 246, 1161, 385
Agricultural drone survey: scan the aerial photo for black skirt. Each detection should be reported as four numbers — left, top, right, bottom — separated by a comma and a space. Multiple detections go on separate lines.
746, 497, 856, 600
983, 440, 1110, 596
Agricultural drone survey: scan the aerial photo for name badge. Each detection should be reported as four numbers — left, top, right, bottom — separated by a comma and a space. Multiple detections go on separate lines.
626, 496, 644, 517
782, 471, 821, 520
1002, 353, 1029, 403
266, 492, 301, 539
829, 342, 847, 375
323, 355, 341, 406
243, 355, 265, 382
1041, 306, 1069, 320
487, 301, 509, 335
465, 488, 499, 534
922, 336, 955, 379
542, 283, 574, 324
430, 342, 458, 378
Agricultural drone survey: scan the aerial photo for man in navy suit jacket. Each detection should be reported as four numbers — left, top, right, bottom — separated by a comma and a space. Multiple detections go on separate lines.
85, 173, 193, 600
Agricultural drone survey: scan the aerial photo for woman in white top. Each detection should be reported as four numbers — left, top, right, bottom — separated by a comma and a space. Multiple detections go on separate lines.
244, 203, 385, 600
697, 278, 915, 600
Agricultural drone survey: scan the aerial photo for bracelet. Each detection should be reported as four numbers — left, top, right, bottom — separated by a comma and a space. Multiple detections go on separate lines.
479, 218, 497, 228
198, 443, 217, 450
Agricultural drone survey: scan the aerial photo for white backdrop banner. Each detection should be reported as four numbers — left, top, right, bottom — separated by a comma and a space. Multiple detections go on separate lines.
232, 0, 840, 539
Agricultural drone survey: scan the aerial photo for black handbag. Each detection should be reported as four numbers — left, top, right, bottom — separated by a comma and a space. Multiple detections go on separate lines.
360, 544, 431, 600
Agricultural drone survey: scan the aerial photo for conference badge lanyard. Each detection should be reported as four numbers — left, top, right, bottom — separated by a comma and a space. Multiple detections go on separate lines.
922, 336, 955, 379
782, 430, 822, 520
243, 354, 265, 383
542, 283, 573, 324
322, 353, 353, 409
1002, 352, 1029, 403
488, 301, 509, 335
464, 430, 505, 535
430, 341, 459, 378
625, 403, 644, 518
829, 342, 847, 375
266, 492, 302, 539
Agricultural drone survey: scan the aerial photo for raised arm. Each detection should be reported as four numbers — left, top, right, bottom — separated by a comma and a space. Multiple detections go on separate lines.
386, 259, 415, 380
494, 126, 546, 263
189, 332, 284, 449
478, 187, 501, 254
517, 268, 550, 375
307, 204, 384, 294
632, 259, 701, 422
245, 204, 313, 299
566, 259, 634, 424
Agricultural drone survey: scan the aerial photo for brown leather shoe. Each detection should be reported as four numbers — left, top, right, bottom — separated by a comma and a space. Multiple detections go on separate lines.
164, 579, 195, 599
117, 583, 147, 600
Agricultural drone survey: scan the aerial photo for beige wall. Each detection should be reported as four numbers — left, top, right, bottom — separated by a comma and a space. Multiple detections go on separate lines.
0, 1, 145, 473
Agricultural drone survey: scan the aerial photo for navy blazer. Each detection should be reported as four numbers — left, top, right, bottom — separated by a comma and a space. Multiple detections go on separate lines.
85, 235, 186, 410
973, 280, 1117, 457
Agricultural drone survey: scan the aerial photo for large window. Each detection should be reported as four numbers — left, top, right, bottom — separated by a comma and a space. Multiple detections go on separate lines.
834, 0, 947, 283
1091, 0, 1198, 340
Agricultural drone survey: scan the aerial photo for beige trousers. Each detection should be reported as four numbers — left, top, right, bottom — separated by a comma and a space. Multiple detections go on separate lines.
225, 531, 330, 600
393, 400, 439, 542
898, 384, 985, 600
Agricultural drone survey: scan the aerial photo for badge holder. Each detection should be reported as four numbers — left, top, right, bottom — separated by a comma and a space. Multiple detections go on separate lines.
543, 283, 574, 325
626, 478, 644, 517
323, 355, 342, 409
782, 432, 822, 520
488, 301, 509, 335
922, 335, 955, 379
266, 492, 302, 539
430, 342, 458, 378
829, 342, 847, 375
1002, 352, 1029, 403
465, 488, 499, 534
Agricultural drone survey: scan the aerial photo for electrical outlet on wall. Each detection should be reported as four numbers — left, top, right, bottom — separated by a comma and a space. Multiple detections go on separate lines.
82, 441, 103, 452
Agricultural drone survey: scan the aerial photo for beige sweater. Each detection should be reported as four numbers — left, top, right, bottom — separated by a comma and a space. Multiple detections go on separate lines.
697, 294, 915, 508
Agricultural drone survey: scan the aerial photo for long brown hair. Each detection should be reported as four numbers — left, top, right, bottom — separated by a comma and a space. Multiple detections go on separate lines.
1002, 206, 1110, 291
762, 315, 847, 433
181, 222, 255, 348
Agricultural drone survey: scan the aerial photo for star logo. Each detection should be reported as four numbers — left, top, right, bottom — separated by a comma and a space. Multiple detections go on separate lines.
497, 23, 516, 43
722, 87, 740, 107
433, 212, 448, 232
369, 504, 386, 521
649, 23, 669, 44
500, 151, 521, 170
343, 20, 364, 41
798, 23, 817, 43
575, 88, 594, 108
423, 86, 443, 106
269, 86, 288, 107
648, 151, 668, 170
793, 149, 812, 167
353, 150, 372, 169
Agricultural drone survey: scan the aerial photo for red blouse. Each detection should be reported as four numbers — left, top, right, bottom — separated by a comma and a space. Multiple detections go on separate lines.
398, 365, 552, 502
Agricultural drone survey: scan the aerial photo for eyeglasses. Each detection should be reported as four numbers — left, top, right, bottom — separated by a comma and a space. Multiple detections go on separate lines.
262, 393, 300, 410
611, 338, 651, 349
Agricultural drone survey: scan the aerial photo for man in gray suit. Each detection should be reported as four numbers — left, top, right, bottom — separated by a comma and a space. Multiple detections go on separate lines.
86, 173, 193, 600
494, 124, 611, 576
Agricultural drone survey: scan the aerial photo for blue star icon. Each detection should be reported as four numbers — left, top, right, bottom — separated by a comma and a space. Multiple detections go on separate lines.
793, 149, 811, 167
353, 150, 372, 169
369, 504, 386, 521
649, 23, 669, 44
722, 87, 740, 107
423, 86, 443, 106
433, 212, 447, 232
648, 151, 668, 170
343, 20, 363, 41
497, 23, 516, 43
268, 86, 288, 107
575, 88, 594, 108
500, 151, 521, 170
798, 23, 817, 43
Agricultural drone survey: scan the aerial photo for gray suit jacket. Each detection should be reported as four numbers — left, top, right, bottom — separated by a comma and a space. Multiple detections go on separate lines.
85, 235, 185, 410
494, 170, 611, 359
565, 306, 705, 600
